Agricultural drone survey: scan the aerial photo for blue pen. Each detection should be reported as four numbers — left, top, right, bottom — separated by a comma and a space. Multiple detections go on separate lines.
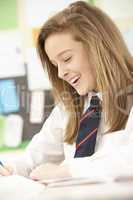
0, 161, 4, 167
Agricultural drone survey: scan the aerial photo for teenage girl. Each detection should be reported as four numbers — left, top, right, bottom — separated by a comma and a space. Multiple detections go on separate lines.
0, 1, 133, 181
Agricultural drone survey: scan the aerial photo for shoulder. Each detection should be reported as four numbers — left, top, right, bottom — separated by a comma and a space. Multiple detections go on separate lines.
41, 103, 69, 131
50, 103, 69, 120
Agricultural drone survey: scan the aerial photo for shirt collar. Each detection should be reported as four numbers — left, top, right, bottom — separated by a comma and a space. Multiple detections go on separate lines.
87, 91, 102, 101
83, 91, 102, 113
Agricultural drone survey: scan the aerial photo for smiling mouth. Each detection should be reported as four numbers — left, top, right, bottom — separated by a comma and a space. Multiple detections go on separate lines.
70, 76, 80, 86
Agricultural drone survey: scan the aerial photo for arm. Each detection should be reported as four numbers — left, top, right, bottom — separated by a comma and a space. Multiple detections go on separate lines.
62, 129, 133, 180
29, 107, 133, 181
9, 104, 68, 177
30, 129, 133, 181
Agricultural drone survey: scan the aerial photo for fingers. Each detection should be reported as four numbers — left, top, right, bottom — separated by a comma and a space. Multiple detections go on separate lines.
30, 168, 45, 181
5, 166, 13, 174
29, 163, 67, 181
0, 165, 13, 176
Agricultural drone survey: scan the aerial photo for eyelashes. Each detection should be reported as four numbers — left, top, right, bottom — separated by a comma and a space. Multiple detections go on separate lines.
51, 56, 72, 68
64, 56, 72, 63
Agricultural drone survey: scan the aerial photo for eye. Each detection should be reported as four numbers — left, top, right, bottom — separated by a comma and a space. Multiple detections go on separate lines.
64, 56, 72, 63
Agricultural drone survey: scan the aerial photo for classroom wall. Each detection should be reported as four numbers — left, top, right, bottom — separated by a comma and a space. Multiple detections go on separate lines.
0, 0, 18, 30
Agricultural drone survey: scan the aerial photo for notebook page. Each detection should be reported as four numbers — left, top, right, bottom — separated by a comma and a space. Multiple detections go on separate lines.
0, 175, 45, 200
40, 177, 106, 188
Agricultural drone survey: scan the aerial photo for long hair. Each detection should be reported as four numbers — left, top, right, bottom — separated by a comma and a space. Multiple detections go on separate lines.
37, 1, 133, 144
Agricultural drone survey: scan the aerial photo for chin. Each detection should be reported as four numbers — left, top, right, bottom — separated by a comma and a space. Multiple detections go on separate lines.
76, 89, 89, 96
76, 86, 95, 96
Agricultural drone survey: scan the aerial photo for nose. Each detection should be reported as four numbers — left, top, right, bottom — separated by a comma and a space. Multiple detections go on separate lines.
58, 65, 69, 79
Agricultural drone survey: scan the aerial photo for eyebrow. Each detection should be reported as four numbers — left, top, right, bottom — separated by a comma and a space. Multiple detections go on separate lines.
57, 49, 72, 58
50, 49, 72, 66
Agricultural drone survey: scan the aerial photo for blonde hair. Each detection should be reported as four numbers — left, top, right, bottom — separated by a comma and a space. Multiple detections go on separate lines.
37, 1, 133, 144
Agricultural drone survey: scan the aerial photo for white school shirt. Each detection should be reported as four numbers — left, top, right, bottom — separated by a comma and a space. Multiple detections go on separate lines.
11, 93, 133, 180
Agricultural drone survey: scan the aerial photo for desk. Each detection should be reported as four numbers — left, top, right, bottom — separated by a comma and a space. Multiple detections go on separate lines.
33, 181, 133, 200
0, 176, 133, 200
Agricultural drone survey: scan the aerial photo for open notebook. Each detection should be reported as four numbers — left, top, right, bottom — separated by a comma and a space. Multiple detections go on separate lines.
0, 175, 45, 200
1, 175, 133, 200
41, 176, 104, 187
0, 174, 104, 189
0, 175, 106, 200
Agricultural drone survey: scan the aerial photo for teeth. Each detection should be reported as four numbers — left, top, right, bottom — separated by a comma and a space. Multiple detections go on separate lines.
71, 76, 79, 84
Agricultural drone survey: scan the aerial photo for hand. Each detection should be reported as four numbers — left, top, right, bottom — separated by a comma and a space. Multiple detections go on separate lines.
0, 165, 13, 176
29, 163, 71, 181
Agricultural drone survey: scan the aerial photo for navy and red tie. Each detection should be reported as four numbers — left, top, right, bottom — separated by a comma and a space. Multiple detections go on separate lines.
74, 95, 101, 158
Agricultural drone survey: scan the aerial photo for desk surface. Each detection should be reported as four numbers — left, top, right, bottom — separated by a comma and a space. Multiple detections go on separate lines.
0, 175, 133, 200
33, 181, 133, 200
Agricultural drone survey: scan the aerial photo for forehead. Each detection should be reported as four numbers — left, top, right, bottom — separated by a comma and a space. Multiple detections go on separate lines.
45, 32, 82, 58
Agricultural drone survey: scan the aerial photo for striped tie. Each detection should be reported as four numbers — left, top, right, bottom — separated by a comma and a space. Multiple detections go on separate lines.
74, 96, 101, 158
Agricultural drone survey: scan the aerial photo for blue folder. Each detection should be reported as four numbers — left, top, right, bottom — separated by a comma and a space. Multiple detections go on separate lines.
0, 80, 19, 114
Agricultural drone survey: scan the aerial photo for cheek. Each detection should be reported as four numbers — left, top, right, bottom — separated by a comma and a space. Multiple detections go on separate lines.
91, 68, 96, 80
88, 64, 96, 79
83, 65, 95, 78
84, 66, 97, 87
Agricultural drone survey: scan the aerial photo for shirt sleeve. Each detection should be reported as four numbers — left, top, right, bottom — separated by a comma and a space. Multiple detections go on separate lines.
62, 129, 133, 181
11, 104, 68, 177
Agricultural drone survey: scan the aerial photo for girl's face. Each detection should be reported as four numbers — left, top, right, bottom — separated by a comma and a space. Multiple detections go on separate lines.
45, 32, 97, 95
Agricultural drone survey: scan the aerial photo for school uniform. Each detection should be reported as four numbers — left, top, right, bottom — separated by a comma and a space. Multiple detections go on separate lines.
11, 92, 133, 180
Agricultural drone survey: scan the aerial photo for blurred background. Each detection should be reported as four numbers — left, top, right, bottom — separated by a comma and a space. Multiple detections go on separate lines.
0, 0, 133, 161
